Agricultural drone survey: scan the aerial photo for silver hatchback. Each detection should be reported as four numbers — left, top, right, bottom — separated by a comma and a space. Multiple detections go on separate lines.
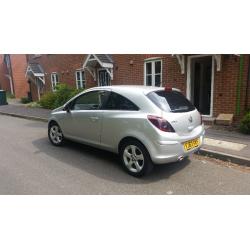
48, 85, 205, 177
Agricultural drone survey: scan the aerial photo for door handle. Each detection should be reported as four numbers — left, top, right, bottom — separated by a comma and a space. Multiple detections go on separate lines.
90, 116, 99, 122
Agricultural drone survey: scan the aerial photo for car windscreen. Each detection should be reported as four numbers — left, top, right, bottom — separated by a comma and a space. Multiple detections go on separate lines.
147, 90, 195, 113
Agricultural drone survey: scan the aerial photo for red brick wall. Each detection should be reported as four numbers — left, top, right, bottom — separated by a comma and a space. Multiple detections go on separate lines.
28, 54, 88, 94
26, 54, 250, 120
213, 55, 249, 120
10, 54, 29, 98
111, 54, 183, 89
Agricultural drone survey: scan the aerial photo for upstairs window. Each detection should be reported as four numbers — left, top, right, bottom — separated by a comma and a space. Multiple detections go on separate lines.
75, 70, 85, 89
144, 59, 162, 87
51, 73, 59, 91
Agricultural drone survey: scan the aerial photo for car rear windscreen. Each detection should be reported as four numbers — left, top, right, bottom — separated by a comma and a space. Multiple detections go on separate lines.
147, 90, 195, 113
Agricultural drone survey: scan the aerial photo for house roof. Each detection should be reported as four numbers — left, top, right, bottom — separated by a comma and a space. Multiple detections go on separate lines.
95, 54, 113, 64
27, 63, 44, 76
29, 63, 44, 74
83, 54, 113, 69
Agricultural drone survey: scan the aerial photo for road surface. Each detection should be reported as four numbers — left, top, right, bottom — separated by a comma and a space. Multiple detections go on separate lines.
0, 115, 250, 194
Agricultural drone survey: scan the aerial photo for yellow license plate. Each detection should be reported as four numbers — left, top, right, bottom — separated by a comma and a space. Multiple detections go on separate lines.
183, 138, 200, 151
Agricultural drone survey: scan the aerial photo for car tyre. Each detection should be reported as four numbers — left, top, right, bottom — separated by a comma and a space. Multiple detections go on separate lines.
48, 122, 65, 146
119, 139, 154, 177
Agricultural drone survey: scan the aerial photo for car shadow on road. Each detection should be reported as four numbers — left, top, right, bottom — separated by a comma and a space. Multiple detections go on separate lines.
32, 137, 190, 185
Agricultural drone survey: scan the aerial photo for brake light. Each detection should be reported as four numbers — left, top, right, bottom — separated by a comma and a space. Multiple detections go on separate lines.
147, 115, 175, 132
165, 86, 172, 92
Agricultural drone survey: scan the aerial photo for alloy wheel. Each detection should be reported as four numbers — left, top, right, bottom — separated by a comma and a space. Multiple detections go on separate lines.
123, 145, 144, 173
50, 125, 63, 144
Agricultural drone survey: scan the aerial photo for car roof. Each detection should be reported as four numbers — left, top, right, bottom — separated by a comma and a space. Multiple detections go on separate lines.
90, 85, 180, 95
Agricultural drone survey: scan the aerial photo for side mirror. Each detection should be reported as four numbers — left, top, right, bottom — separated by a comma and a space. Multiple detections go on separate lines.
63, 104, 71, 113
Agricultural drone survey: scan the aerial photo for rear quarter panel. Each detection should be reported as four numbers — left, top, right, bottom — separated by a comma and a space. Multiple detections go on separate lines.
100, 110, 159, 154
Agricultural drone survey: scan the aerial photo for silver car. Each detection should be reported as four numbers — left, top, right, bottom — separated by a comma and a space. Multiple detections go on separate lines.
48, 85, 205, 177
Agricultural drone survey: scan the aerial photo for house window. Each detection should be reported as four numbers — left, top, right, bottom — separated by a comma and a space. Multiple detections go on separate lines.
75, 70, 85, 89
51, 73, 59, 91
144, 59, 162, 87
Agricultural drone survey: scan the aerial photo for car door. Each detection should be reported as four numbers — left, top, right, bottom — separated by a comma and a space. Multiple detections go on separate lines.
66, 90, 110, 146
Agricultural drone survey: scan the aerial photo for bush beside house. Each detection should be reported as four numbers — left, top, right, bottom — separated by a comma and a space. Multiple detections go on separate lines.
20, 96, 31, 104
239, 112, 250, 134
39, 83, 83, 109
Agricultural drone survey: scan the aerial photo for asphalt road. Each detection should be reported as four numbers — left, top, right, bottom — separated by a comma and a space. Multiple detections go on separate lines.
1, 115, 250, 194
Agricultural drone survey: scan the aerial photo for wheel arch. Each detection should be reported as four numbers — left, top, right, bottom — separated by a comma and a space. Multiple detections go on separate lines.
48, 119, 59, 128
118, 136, 152, 160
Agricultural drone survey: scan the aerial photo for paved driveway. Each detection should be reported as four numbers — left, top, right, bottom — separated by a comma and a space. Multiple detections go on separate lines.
1, 114, 250, 194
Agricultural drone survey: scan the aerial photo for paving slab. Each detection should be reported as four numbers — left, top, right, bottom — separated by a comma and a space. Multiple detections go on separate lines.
0, 104, 51, 121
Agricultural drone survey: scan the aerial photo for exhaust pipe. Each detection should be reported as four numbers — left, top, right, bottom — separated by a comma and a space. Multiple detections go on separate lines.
178, 156, 184, 162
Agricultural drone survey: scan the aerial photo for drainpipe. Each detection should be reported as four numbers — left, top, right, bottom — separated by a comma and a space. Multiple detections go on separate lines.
245, 55, 250, 112
8, 55, 15, 96
5, 74, 14, 95
236, 55, 244, 115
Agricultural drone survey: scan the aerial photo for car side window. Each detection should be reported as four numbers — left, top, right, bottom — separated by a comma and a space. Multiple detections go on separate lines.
72, 91, 109, 111
104, 92, 139, 111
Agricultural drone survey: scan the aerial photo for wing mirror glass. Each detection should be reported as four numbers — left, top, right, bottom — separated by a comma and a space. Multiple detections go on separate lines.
63, 103, 71, 112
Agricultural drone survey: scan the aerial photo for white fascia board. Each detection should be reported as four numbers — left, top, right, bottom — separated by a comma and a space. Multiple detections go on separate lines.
34, 73, 45, 77
101, 63, 113, 68
83, 54, 92, 68
25, 65, 31, 77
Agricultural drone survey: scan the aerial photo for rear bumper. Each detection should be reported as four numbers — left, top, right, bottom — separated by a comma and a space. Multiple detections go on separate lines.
149, 129, 205, 164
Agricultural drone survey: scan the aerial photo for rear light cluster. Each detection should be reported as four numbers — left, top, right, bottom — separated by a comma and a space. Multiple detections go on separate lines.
147, 115, 175, 133
164, 86, 172, 92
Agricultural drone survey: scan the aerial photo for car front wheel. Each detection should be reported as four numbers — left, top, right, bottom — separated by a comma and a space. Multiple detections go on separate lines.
120, 139, 154, 177
48, 122, 65, 146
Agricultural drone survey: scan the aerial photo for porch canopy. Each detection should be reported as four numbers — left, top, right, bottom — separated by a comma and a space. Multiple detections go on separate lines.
83, 54, 113, 80
173, 54, 222, 74
25, 63, 45, 85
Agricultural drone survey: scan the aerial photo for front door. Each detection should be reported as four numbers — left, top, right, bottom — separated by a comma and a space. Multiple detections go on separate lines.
190, 56, 212, 115
98, 69, 111, 86
62, 90, 109, 146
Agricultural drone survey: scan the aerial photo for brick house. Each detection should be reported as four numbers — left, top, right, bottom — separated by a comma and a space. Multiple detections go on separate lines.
25, 54, 250, 122
0, 54, 29, 98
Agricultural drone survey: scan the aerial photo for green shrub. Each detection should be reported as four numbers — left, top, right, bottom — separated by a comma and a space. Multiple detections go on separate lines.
239, 112, 250, 134
53, 84, 75, 108
39, 83, 84, 109
70, 88, 83, 98
6, 92, 15, 99
27, 102, 42, 108
20, 96, 31, 104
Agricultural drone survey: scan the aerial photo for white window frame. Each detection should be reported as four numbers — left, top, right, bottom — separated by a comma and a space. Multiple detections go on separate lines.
75, 70, 86, 89
51, 73, 59, 91
144, 59, 162, 87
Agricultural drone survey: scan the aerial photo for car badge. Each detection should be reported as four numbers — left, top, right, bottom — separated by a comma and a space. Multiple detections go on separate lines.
188, 116, 193, 123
